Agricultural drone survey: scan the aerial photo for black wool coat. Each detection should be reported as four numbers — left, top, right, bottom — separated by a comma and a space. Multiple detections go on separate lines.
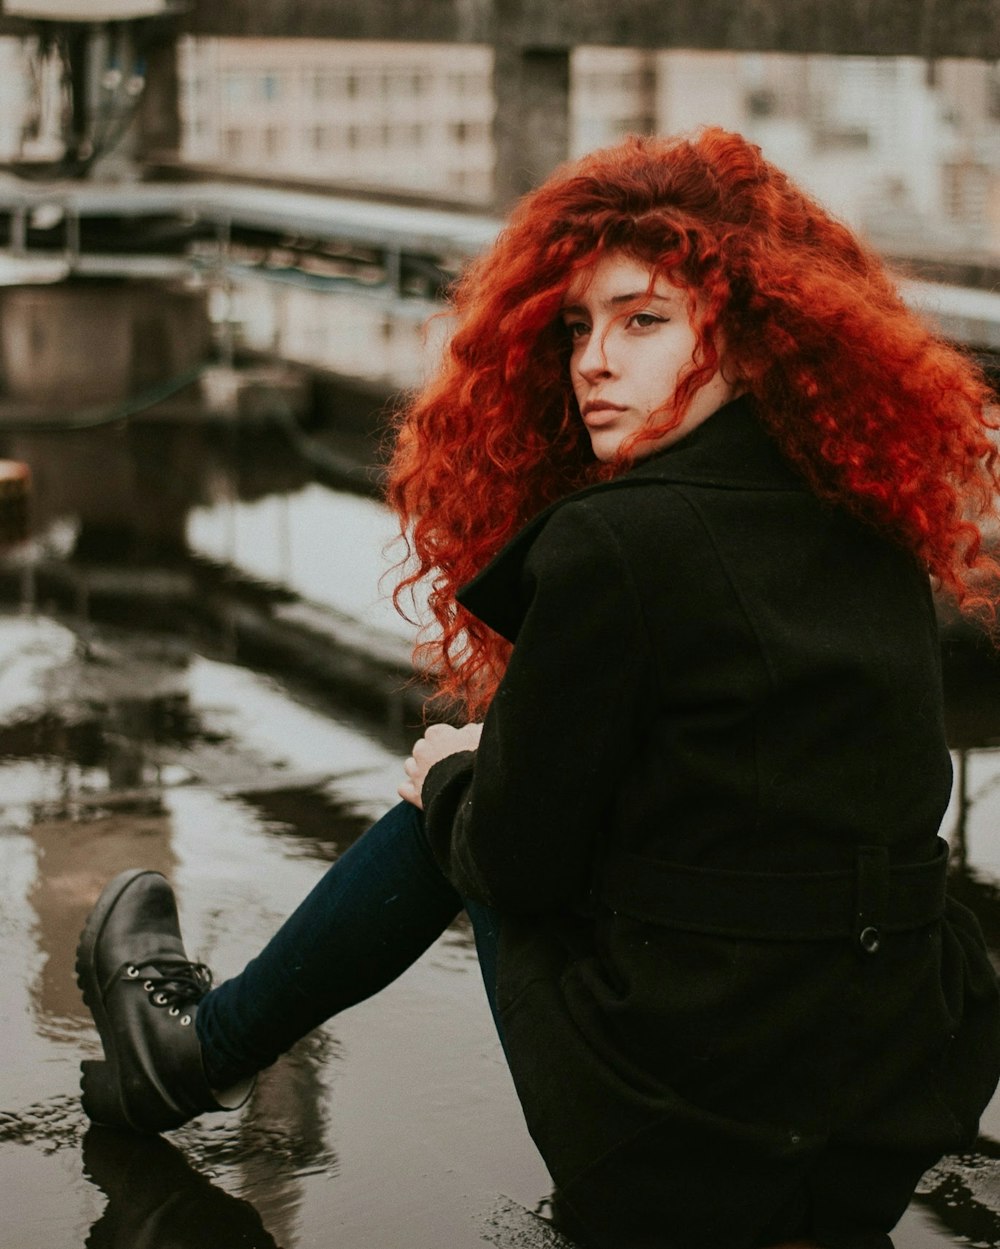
421, 396, 1000, 1249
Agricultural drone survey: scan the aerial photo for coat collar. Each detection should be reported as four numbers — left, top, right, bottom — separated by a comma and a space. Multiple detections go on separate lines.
457, 395, 806, 640
614, 394, 804, 492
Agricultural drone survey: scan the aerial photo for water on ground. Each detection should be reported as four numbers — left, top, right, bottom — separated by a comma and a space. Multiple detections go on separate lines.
0, 611, 551, 1248
1, 408, 1000, 1245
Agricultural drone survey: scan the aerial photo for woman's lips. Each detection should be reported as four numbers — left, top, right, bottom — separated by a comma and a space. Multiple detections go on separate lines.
582, 401, 626, 426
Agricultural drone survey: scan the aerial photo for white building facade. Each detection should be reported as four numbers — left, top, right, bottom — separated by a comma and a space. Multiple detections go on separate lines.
573, 48, 1000, 255
179, 38, 495, 205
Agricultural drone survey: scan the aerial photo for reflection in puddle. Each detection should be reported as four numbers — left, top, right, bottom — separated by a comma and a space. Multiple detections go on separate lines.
913, 1144, 1000, 1248
2, 610, 1000, 1245
0, 612, 543, 1249
82, 1126, 281, 1249
0, 418, 420, 696
187, 480, 414, 643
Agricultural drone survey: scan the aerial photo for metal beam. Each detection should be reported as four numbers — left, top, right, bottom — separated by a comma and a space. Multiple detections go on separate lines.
180, 0, 1000, 58
2, 0, 999, 56
1, 0, 997, 209
486, 0, 1000, 59
180, 0, 494, 44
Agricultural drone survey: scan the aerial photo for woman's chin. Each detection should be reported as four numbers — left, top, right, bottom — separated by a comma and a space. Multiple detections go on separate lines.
586, 429, 625, 463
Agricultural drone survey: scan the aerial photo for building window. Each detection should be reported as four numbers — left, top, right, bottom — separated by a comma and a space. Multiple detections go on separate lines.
943, 162, 989, 225
814, 125, 870, 152
311, 125, 340, 152
610, 116, 644, 137
448, 121, 488, 146
263, 126, 283, 158
310, 69, 343, 101
746, 88, 777, 118
222, 128, 244, 161
223, 73, 251, 104
260, 73, 281, 102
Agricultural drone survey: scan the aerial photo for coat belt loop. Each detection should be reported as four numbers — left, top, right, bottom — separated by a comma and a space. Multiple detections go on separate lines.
855, 845, 890, 955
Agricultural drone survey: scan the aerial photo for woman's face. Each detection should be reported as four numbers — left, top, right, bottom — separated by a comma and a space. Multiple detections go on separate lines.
561, 253, 737, 462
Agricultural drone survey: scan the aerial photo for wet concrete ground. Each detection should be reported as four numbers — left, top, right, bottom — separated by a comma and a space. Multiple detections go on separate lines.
1, 413, 1000, 1246
0, 612, 554, 1248
1, 608, 1000, 1248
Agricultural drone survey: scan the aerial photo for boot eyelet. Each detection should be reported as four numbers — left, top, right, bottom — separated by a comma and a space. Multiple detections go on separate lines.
143, 980, 154, 991
126, 966, 139, 978
180, 1014, 192, 1026
169, 1006, 180, 1017
154, 992, 168, 1006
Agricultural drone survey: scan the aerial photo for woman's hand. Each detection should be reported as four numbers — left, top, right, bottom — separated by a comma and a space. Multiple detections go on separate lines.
398, 722, 483, 809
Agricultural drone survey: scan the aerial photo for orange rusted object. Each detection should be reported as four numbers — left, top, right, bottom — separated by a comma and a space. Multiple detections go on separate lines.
0, 460, 31, 547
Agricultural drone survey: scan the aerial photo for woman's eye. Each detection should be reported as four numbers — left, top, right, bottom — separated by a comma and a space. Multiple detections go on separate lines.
627, 313, 663, 330
564, 321, 590, 340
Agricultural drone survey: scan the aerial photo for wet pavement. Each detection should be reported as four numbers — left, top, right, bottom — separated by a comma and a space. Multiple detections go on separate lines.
0, 610, 555, 1248
0, 611, 999, 1248
1, 412, 1000, 1245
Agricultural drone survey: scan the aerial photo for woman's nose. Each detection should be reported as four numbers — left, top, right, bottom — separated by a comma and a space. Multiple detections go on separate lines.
576, 329, 612, 380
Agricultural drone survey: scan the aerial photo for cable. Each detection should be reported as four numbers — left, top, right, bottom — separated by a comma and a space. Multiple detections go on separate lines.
4, 15, 170, 181
0, 362, 206, 432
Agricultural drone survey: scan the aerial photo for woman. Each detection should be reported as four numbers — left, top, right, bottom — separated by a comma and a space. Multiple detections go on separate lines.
76, 129, 1000, 1249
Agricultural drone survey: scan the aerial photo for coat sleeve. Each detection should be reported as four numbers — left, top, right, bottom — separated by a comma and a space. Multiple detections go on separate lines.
421, 499, 656, 913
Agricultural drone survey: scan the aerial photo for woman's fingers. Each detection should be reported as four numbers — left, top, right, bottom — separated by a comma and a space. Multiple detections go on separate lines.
398, 723, 483, 809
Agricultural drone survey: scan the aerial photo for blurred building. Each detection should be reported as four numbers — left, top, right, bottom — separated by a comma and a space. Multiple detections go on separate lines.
178, 38, 495, 205
573, 49, 1000, 257
1, 34, 998, 255
0, 37, 33, 159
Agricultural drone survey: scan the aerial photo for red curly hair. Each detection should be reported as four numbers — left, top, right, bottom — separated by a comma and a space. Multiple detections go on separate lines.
387, 127, 1000, 719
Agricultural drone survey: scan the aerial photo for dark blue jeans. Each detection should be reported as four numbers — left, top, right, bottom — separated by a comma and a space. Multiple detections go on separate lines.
195, 801, 502, 1089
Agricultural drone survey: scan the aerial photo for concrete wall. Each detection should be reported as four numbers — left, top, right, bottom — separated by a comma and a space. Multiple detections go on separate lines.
0, 280, 210, 408
172, 0, 1000, 58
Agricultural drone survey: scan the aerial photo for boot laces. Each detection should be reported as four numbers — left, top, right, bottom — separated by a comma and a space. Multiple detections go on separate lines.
125, 958, 213, 1008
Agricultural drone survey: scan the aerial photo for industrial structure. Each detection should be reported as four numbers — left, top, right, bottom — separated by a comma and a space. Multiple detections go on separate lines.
0, 0, 998, 203
0, 0, 996, 545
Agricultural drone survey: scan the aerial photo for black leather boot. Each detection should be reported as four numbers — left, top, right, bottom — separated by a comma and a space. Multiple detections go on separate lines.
76, 868, 254, 1133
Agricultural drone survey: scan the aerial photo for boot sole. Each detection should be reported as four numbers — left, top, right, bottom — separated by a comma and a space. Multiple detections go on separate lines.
75, 868, 161, 1130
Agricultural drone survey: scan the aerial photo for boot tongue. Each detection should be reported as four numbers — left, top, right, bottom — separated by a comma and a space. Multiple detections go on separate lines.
127, 931, 187, 970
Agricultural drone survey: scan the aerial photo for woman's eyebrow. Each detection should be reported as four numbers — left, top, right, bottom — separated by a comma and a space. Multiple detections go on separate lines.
561, 289, 677, 314
606, 289, 677, 308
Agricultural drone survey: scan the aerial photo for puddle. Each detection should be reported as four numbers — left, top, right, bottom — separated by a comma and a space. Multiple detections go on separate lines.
186, 479, 416, 644
0, 610, 1000, 1246
0, 612, 548, 1248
